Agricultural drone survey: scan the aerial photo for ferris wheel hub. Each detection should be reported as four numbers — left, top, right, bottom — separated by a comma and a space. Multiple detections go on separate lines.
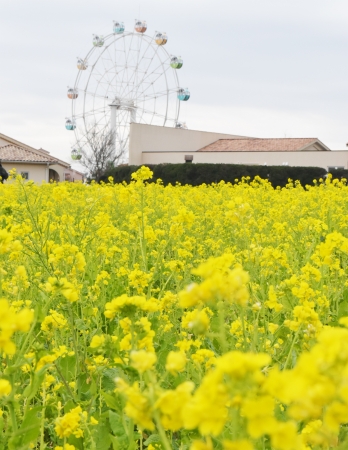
109, 98, 136, 110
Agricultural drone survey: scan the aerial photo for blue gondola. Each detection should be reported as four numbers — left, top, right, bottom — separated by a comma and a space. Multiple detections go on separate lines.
177, 88, 190, 101
65, 119, 76, 130
113, 21, 125, 34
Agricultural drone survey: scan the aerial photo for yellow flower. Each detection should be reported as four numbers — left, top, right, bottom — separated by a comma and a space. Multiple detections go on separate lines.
131, 166, 153, 182
90, 334, 105, 348
0, 229, 13, 254
182, 371, 228, 436
269, 421, 299, 450
55, 445, 76, 450
242, 396, 276, 438
179, 258, 249, 307
130, 350, 157, 373
165, 351, 187, 375
55, 406, 84, 438
0, 379, 11, 396
156, 381, 194, 431
45, 277, 78, 302
181, 308, 212, 334
115, 379, 154, 430
265, 286, 283, 312
190, 439, 213, 450
0, 298, 34, 354
216, 351, 270, 379
43, 374, 55, 389
268, 323, 279, 334
41, 310, 67, 332
339, 316, 348, 327
324, 401, 348, 433
104, 294, 146, 319
223, 440, 254, 450
192, 349, 216, 369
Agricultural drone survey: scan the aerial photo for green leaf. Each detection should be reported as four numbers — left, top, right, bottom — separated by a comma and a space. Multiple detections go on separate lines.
109, 411, 125, 437
94, 421, 112, 450
67, 435, 84, 450
77, 373, 92, 400
3, 364, 23, 376
110, 434, 129, 450
64, 399, 76, 413
22, 367, 46, 401
58, 354, 76, 381
338, 299, 348, 320
102, 368, 119, 392
144, 434, 161, 446
101, 390, 119, 410
8, 406, 41, 450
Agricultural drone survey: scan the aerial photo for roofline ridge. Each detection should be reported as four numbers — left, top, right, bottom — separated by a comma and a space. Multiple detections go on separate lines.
216, 137, 319, 141
0, 144, 59, 162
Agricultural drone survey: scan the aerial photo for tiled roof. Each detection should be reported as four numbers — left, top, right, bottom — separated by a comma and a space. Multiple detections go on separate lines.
0, 145, 58, 163
198, 138, 328, 152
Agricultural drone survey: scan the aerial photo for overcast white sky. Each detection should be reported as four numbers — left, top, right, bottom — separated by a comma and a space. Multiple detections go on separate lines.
0, 0, 348, 164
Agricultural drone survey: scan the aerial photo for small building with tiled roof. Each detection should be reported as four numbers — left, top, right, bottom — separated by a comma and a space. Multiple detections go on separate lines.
0, 133, 84, 183
129, 123, 348, 170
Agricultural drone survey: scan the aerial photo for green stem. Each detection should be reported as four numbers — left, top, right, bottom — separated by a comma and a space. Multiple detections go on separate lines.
40, 387, 46, 449
240, 307, 247, 351
54, 362, 77, 403
127, 418, 135, 450
283, 327, 301, 370
154, 412, 172, 450
14, 313, 38, 366
68, 304, 79, 366
8, 400, 17, 432
217, 301, 227, 354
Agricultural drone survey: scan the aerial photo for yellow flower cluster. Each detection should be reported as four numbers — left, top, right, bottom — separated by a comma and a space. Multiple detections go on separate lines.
2, 169, 348, 448
54, 405, 85, 438
0, 298, 33, 354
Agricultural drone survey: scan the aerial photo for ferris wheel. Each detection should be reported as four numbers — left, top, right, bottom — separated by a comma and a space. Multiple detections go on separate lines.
66, 20, 190, 161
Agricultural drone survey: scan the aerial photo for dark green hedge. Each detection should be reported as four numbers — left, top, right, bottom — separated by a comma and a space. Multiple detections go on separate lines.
328, 168, 348, 179
101, 164, 328, 188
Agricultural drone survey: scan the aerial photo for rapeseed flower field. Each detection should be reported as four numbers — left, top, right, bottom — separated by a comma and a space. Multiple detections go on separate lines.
1, 166, 348, 449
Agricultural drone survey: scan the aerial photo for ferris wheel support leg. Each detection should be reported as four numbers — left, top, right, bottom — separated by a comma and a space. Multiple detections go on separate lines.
110, 104, 117, 153
130, 107, 136, 124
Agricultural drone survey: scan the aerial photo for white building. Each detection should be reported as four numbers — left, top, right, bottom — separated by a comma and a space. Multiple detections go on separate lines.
0, 133, 84, 183
129, 123, 348, 171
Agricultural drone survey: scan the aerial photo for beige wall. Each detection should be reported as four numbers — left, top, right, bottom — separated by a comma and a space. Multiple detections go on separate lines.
2, 163, 84, 183
129, 123, 253, 165
141, 151, 348, 170
0, 136, 10, 147
2, 163, 48, 183
50, 164, 84, 182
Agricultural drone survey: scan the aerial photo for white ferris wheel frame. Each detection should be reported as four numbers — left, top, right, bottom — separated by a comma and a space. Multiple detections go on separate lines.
71, 30, 182, 157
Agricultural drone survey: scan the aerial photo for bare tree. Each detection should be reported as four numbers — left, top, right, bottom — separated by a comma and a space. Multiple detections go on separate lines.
79, 124, 124, 182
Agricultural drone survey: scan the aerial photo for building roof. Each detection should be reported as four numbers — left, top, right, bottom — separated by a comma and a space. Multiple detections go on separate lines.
0, 145, 58, 163
198, 138, 330, 152
0, 132, 71, 168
